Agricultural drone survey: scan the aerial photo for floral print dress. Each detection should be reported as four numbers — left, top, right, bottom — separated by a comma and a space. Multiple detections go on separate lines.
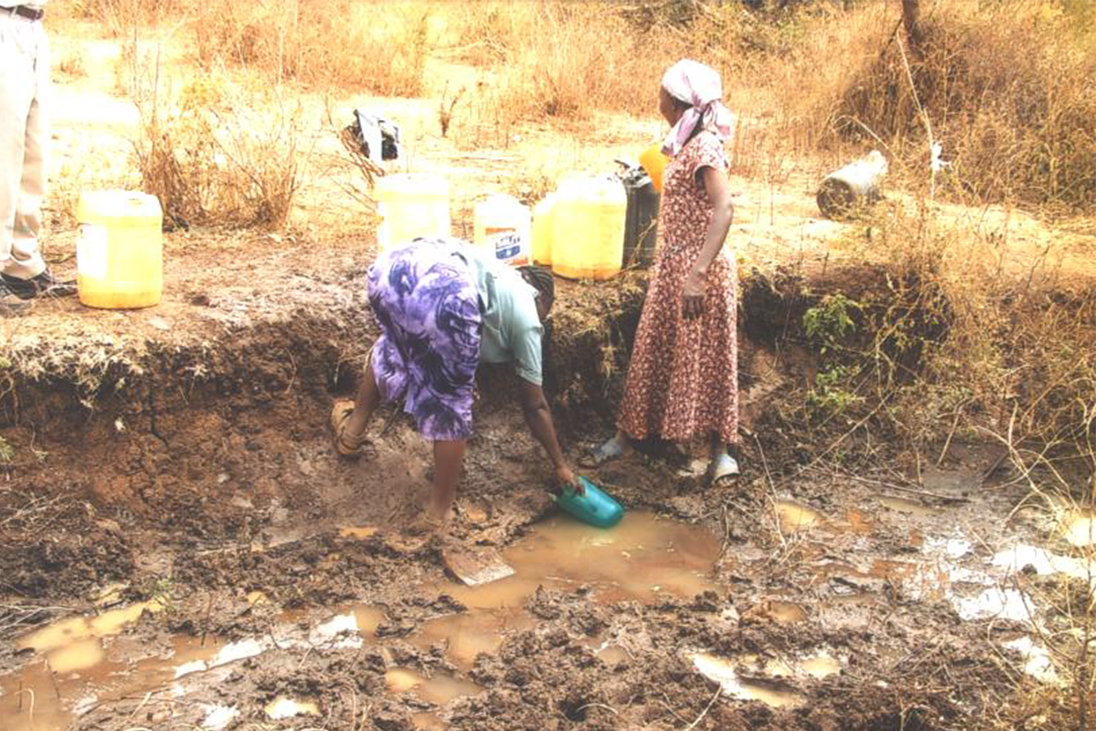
368, 240, 483, 441
618, 129, 739, 445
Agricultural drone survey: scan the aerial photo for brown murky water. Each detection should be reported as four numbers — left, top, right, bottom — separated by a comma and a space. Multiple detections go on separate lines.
410, 609, 535, 670
0, 631, 229, 731
5, 493, 1073, 726
385, 668, 484, 704
596, 645, 632, 665
435, 511, 721, 609
0, 511, 719, 731
339, 525, 379, 540
16, 600, 164, 671
800, 652, 841, 679
774, 499, 824, 533
413, 711, 447, 730
726, 649, 842, 684
765, 600, 808, 624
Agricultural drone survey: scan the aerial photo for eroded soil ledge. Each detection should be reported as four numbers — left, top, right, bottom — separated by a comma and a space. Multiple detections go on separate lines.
0, 253, 1075, 731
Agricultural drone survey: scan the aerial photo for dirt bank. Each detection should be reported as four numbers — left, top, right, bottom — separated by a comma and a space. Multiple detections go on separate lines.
2, 238, 1089, 731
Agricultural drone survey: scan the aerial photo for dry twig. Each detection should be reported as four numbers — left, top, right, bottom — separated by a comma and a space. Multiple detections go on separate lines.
683, 687, 721, 731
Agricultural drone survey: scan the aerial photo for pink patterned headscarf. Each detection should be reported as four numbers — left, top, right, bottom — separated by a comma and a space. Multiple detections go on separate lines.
660, 59, 733, 157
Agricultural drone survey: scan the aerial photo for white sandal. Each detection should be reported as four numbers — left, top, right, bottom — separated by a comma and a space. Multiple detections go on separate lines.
581, 435, 625, 467
709, 453, 740, 486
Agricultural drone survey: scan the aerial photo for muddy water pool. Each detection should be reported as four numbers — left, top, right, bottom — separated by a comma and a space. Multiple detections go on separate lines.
3, 494, 1093, 730
0, 511, 720, 731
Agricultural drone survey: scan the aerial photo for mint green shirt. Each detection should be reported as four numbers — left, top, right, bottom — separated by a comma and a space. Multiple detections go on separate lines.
457, 246, 544, 386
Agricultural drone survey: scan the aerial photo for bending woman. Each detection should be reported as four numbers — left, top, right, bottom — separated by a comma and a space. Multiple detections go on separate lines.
333, 237, 581, 532
591, 59, 740, 483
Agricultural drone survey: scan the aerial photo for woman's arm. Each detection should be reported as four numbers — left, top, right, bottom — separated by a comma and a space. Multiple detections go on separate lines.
682, 166, 734, 319
517, 379, 584, 493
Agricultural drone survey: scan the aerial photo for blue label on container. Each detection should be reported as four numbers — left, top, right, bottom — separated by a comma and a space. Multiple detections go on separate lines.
493, 232, 522, 260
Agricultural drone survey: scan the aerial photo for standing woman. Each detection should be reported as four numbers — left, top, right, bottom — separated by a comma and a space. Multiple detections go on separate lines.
589, 59, 740, 483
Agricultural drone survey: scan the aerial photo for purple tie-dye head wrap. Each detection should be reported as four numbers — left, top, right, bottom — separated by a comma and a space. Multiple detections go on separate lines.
661, 59, 733, 157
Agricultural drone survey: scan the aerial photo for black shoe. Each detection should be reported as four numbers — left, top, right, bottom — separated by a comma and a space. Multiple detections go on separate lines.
0, 278, 31, 312
0, 269, 77, 300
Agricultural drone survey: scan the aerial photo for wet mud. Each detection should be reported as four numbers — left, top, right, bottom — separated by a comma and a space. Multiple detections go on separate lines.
1, 264, 1090, 731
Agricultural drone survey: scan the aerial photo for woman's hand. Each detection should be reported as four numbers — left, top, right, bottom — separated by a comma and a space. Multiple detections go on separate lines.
519, 381, 583, 495
556, 463, 585, 495
682, 267, 707, 320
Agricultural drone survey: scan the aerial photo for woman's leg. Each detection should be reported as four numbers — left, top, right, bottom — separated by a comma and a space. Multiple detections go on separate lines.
332, 358, 384, 456
344, 359, 381, 441
427, 439, 467, 525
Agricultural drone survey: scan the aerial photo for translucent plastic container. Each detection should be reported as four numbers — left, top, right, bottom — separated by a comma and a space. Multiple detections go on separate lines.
375, 174, 450, 250
531, 193, 557, 266
556, 476, 624, 528
76, 191, 163, 309
639, 143, 670, 193
550, 177, 626, 281
473, 194, 532, 266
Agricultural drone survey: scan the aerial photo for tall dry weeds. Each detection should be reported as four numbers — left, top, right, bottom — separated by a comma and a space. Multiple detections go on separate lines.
55, 0, 190, 33
192, 0, 431, 96
817, 194, 1094, 486
441, 1, 704, 125
773, 0, 1096, 213
128, 57, 303, 230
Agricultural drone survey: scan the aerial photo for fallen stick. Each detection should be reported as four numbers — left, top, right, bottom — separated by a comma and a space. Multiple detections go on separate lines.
684, 687, 722, 731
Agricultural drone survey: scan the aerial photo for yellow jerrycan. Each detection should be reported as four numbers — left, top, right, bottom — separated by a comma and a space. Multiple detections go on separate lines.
550, 177, 626, 280
76, 191, 163, 309
473, 194, 532, 266
639, 143, 670, 193
531, 192, 557, 266
375, 173, 450, 250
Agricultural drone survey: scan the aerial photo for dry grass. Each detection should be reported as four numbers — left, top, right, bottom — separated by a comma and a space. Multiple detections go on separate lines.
56, 0, 432, 95
55, 0, 1095, 219
42, 159, 138, 232
190, 0, 431, 97
810, 194, 1094, 474
56, 0, 191, 35
473, 4, 660, 122
53, 48, 88, 79
440, 1, 773, 127
127, 57, 304, 230
770, 0, 1096, 213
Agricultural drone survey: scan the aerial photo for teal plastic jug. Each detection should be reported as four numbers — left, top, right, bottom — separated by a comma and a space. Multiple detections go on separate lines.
556, 477, 624, 528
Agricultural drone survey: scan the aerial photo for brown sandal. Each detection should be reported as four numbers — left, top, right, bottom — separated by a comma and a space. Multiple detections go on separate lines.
330, 400, 369, 458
